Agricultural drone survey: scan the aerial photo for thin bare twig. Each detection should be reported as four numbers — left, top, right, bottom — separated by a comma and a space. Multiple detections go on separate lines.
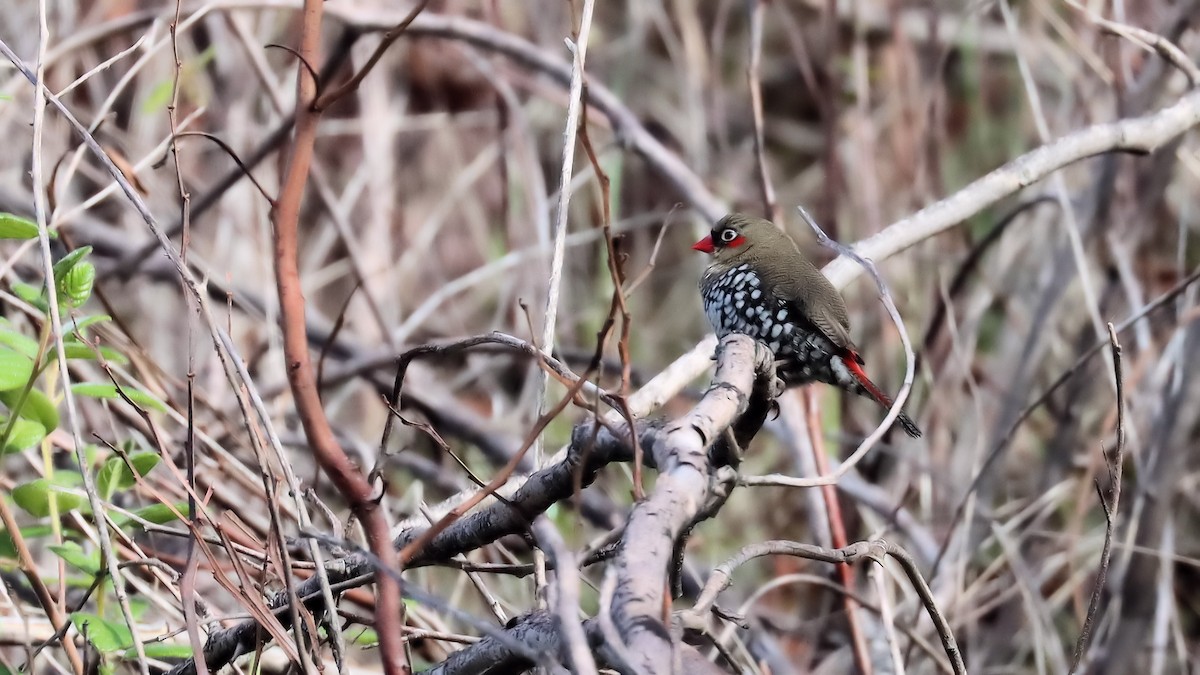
797, 206, 918, 476
313, 0, 431, 109
1069, 324, 1126, 673
527, 0, 597, 611
164, 0, 209, 669
170, 131, 275, 205
539, 0, 597, 461
1066, 0, 1200, 87
530, 521, 598, 675
928, 264, 1200, 582
624, 205, 678, 295
803, 387, 873, 674
577, 86, 642, 499
682, 539, 965, 675
0, 498, 84, 675
746, 0, 778, 223
26, 5, 149, 673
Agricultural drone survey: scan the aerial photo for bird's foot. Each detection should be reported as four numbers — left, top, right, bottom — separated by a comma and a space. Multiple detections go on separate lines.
770, 374, 787, 399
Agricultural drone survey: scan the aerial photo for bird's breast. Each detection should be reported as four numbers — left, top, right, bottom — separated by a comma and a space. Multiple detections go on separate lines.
700, 263, 799, 355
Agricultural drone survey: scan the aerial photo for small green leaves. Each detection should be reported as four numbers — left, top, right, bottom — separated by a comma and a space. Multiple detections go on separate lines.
97, 451, 160, 500
54, 343, 129, 364
72, 383, 166, 412
0, 348, 34, 391
53, 247, 95, 309
115, 502, 186, 526
1, 417, 46, 455
11, 282, 46, 310
64, 315, 111, 335
0, 213, 44, 240
1, 388, 59, 434
129, 643, 192, 660
50, 541, 102, 575
12, 478, 86, 517
70, 612, 134, 653
0, 320, 39, 358
0, 525, 53, 560
51, 247, 91, 282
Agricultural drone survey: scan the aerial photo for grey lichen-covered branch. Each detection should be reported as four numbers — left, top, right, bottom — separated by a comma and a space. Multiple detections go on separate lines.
611, 334, 777, 673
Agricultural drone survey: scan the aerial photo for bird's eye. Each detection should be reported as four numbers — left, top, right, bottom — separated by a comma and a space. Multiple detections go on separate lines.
720, 229, 738, 243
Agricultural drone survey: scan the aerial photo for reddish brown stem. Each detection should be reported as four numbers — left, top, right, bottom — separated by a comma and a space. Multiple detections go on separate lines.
272, 1, 407, 672
805, 388, 873, 675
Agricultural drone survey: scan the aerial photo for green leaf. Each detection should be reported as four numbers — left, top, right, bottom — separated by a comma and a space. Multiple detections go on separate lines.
52, 246, 92, 282
52, 470, 85, 488
142, 80, 175, 115
138, 502, 185, 524
71, 383, 166, 412
97, 451, 160, 499
2, 416, 46, 454
141, 46, 216, 114
0, 387, 59, 433
0, 348, 34, 391
127, 643, 192, 660
64, 315, 111, 335
0, 525, 54, 560
128, 503, 186, 526
11, 478, 86, 516
49, 541, 102, 575
53, 343, 128, 364
58, 260, 95, 308
11, 282, 46, 310
0, 213, 43, 240
0, 321, 39, 358
71, 612, 134, 652
348, 627, 378, 645
11, 479, 53, 516
112, 502, 186, 528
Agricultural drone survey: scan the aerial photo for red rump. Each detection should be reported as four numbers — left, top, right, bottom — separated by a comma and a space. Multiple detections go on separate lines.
842, 352, 894, 408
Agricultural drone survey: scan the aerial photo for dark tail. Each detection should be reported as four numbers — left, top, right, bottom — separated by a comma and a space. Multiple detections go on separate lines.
843, 356, 922, 439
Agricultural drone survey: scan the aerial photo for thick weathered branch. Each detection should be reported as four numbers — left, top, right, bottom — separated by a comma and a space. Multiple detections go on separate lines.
610, 334, 776, 673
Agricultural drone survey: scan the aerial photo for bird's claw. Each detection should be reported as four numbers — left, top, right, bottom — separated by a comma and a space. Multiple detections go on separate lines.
771, 375, 786, 399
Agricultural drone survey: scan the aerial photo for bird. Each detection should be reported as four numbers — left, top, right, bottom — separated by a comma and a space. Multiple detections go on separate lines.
692, 213, 921, 438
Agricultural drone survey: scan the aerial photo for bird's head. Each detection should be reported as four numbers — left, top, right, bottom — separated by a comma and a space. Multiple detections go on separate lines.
691, 213, 785, 264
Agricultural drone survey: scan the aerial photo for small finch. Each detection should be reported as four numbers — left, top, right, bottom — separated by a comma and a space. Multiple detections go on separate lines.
693, 213, 921, 438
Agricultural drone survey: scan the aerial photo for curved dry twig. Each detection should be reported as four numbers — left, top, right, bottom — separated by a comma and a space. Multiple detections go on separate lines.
1069, 325, 1126, 673
799, 205, 917, 467
682, 539, 966, 675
